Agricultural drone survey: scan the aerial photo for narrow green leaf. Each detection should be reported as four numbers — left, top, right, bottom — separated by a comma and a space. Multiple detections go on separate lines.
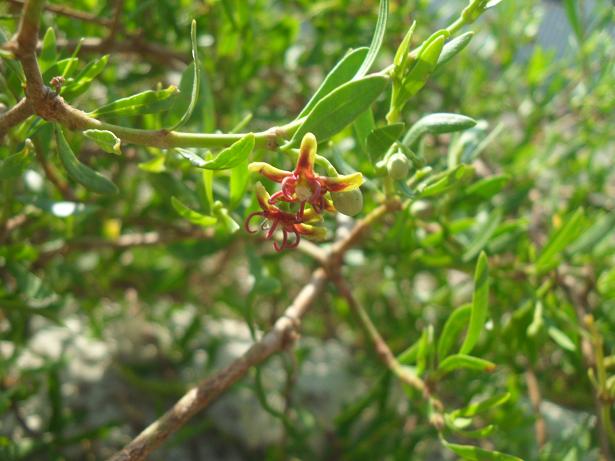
449, 393, 511, 419
463, 209, 503, 262
213, 201, 240, 233
54, 125, 118, 195
289, 75, 389, 146
403, 113, 477, 149
434, 31, 474, 71
202, 160, 214, 211
396, 31, 446, 107
568, 211, 615, 255
393, 21, 416, 71
598, 268, 615, 300
90, 86, 179, 117
441, 439, 523, 461
352, 109, 375, 156
0, 141, 34, 180
297, 47, 369, 119
563, 0, 583, 42
366, 123, 404, 163
188, 134, 254, 170
354, 0, 388, 79
535, 208, 585, 273
39, 27, 57, 73
465, 174, 510, 199
61, 55, 109, 100
438, 354, 496, 374
547, 326, 576, 352
42, 58, 79, 84
420, 164, 474, 198
229, 159, 249, 210
83, 129, 121, 155
171, 196, 217, 227
460, 251, 489, 355
168, 20, 200, 130
438, 303, 472, 360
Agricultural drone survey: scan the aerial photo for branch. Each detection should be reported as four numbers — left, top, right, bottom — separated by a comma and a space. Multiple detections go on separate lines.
108, 202, 395, 461
6, 0, 113, 27
4, 0, 299, 152
0, 98, 34, 138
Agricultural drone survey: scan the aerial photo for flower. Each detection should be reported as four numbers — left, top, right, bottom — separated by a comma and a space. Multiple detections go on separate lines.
245, 182, 327, 251
248, 132, 363, 216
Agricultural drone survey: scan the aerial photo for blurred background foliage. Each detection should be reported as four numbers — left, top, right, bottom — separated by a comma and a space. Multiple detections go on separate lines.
1, 0, 614, 460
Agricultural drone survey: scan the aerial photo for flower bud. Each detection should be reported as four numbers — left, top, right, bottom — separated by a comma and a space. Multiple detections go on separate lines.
331, 189, 363, 217
386, 152, 410, 180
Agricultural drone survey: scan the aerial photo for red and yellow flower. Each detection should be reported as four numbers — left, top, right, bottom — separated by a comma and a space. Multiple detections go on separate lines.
248, 133, 363, 217
244, 182, 327, 252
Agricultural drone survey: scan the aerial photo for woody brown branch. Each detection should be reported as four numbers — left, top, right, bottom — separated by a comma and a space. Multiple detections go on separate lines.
108, 202, 396, 461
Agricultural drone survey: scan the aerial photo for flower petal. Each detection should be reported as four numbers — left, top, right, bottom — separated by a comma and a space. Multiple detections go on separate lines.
294, 133, 317, 178
295, 222, 328, 241
321, 172, 363, 192
248, 162, 291, 183
254, 182, 276, 211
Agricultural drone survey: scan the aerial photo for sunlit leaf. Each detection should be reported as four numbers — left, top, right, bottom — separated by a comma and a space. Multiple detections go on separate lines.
459, 251, 489, 355
171, 196, 217, 227
288, 75, 389, 146
55, 125, 118, 195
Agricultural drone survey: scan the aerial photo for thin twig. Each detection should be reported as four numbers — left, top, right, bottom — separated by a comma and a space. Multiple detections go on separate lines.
6, 0, 113, 27
525, 368, 547, 448
0, 98, 34, 138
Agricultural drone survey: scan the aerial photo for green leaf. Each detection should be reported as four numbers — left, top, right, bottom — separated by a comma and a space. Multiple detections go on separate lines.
393, 21, 416, 72
354, 0, 388, 79
61, 55, 109, 100
171, 196, 217, 227
352, 109, 375, 156
403, 113, 477, 149
42, 58, 79, 84
0, 141, 34, 180
297, 48, 369, 119
449, 393, 511, 419
420, 164, 474, 198
54, 125, 118, 195
535, 208, 585, 273
366, 123, 404, 163
39, 27, 57, 73
465, 174, 510, 199
435, 31, 474, 71
213, 201, 240, 233
202, 161, 214, 211
289, 75, 389, 147
168, 20, 200, 130
463, 209, 503, 262
438, 303, 472, 360
568, 211, 615, 255
438, 354, 496, 374
178, 134, 255, 170
441, 439, 523, 461
395, 30, 446, 109
89, 86, 179, 117
598, 268, 615, 300
547, 326, 576, 352
83, 129, 121, 155
229, 159, 249, 210
563, 0, 583, 42
460, 251, 489, 355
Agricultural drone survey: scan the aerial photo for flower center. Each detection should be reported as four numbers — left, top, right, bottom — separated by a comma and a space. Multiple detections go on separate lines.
295, 181, 313, 201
